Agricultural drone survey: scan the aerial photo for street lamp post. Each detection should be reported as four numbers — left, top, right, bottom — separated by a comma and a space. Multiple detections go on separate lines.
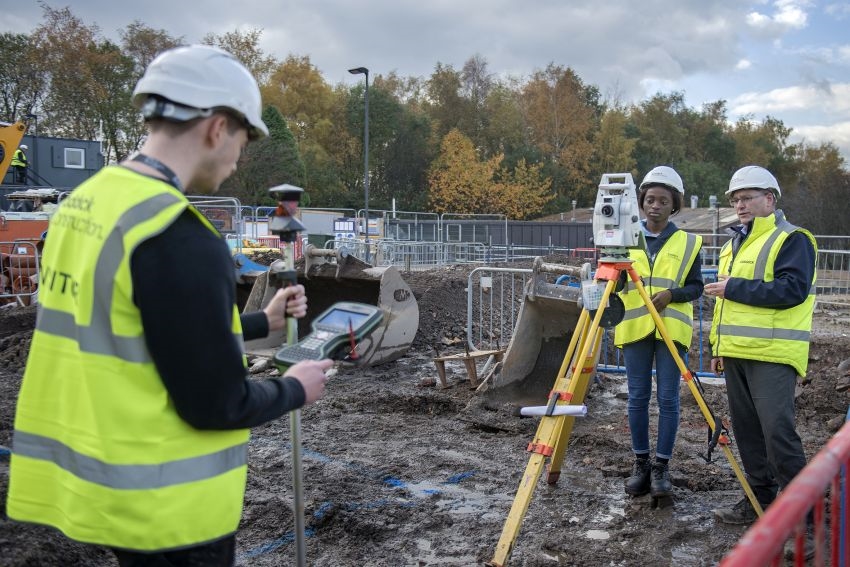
348, 66, 370, 262
25, 113, 37, 185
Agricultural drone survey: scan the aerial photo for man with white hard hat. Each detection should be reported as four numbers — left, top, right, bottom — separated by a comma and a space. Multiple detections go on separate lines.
705, 165, 816, 531
11, 143, 28, 184
7, 45, 332, 566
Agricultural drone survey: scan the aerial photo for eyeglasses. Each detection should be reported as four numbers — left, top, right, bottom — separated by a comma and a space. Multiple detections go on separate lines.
729, 193, 767, 206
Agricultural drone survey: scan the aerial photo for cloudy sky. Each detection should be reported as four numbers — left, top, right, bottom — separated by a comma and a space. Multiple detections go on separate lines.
4, 0, 850, 161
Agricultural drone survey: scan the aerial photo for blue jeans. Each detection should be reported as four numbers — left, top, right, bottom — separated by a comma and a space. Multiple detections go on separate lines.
623, 336, 684, 460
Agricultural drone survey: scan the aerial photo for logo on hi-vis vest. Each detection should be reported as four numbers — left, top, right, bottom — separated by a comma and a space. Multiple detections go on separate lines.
50, 210, 105, 240
41, 265, 80, 299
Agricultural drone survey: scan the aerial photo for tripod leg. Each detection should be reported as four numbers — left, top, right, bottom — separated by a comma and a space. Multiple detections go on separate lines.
547, 325, 603, 484
490, 279, 618, 567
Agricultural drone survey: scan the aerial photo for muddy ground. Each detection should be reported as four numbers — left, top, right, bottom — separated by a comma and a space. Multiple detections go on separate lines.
2, 262, 850, 567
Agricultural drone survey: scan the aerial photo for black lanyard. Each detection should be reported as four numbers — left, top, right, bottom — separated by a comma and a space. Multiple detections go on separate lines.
130, 153, 184, 193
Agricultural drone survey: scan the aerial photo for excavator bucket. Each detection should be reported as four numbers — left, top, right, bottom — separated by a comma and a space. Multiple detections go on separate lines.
241, 244, 419, 365
482, 259, 596, 410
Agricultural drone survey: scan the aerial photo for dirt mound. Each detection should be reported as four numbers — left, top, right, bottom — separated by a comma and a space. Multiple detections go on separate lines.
1, 267, 849, 566
0, 304, 36, 374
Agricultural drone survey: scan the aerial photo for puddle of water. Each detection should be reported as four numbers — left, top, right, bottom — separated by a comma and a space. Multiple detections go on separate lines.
585, 529, 611, 540
671, 542, 699, 562
415, 538, 478, 565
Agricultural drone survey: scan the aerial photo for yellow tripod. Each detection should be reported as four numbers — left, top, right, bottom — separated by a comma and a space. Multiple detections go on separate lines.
488, 259, 762, 567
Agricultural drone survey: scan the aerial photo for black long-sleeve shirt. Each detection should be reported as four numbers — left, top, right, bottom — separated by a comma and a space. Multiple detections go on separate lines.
131, 209, 305, 430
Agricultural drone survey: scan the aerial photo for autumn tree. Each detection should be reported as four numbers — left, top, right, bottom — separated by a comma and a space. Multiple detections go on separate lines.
429, 129, 551, 218
781, 142, 848, 235
0, 32, 47, 122
117, 22, 182, 156
202, 28, 277, 85
30, 5, 102, 139
429, 129, 497, 213
492, 158, 554, 219
520, 64, 598, 204
120, 20, 182, 75
261, 55, 352, 206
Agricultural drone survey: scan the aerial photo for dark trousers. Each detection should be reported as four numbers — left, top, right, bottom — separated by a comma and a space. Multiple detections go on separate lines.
12, 165, 27, 184
723, 357, 807, 506
111, 535, 236, 567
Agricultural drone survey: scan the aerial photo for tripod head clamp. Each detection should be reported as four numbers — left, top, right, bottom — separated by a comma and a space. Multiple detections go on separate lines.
268, 183, 306, 243
592, 173, 643, 262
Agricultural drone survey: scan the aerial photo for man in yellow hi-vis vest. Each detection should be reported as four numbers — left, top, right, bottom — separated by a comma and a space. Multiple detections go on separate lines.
706, 166, 816, 529
6, 45, 333, 567
11, 143, 28, 184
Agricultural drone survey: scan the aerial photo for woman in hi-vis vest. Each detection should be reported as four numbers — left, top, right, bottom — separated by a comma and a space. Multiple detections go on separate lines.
613, 166, 704, 503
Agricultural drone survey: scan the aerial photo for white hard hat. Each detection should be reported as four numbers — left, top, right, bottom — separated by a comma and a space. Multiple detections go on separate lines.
19, 144, 28, 150
639, 166, 684, 195
132, 44, 268, 140
727, 165, 781, 198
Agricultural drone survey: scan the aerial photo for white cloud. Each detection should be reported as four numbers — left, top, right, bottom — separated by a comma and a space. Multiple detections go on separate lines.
746, 0, 810, 36
736, 59, 753, 70
825, 2, 850, 19
730, 83, 850, 115
792, 121, 850, 159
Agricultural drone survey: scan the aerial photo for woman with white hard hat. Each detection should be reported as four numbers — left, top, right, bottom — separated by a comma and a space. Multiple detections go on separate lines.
614, 165, 704, 503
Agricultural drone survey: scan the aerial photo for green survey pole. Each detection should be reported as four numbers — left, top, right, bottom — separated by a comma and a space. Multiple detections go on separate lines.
268, 184, 307, 566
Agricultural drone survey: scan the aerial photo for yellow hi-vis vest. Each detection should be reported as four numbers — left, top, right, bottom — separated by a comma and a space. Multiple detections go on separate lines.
8, 166, 250, 551
709, 210, 817, 377
614, 230, 702, 348
11, 148, 26, 167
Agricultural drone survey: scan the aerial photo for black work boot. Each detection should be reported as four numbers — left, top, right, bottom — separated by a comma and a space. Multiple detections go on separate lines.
650, 461, 673, 498
713, 497, 760, 525
625, 457, 651, 496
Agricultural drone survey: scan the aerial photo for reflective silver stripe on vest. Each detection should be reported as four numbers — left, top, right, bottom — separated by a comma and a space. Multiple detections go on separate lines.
621, 305, 693, 326
753, 218, 795, 280
36, 193, 183, 363
715, 324, 810, 342
626, 277, 676, 292
12, 430, 247, 490
674, 233, 698, 284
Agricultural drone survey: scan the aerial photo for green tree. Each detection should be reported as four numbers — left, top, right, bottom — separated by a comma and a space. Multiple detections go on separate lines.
223, 105, 306, 206
425, 63, 466, 142
628, 92, 689, 176
591, 109, 636, 177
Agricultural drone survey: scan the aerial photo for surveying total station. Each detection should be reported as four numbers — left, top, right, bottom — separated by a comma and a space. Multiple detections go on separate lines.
488, 173, 761, 567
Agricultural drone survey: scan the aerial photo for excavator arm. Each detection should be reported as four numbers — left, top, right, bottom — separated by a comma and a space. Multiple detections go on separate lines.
0, 121, 27, 182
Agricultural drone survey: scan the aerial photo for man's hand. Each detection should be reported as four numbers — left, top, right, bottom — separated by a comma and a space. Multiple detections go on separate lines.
704, 275, 729, 299
264, 285, 307, 331
711, 357, 724, 375
285, 359, 334, 405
